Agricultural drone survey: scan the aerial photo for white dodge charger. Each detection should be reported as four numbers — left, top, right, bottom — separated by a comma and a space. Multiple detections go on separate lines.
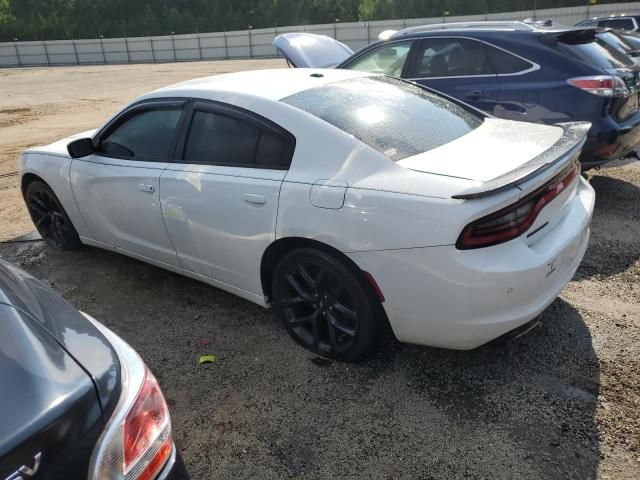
19, 68, 595, 361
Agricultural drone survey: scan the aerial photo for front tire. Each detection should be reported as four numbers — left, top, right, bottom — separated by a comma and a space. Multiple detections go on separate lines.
25, 180, 82, 250
272, 248, 378, 362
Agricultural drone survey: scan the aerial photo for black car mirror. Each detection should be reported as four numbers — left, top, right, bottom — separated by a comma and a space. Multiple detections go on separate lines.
67, 138, 94, 158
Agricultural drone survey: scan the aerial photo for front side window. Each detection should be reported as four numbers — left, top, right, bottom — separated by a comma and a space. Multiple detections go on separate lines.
282, 76, 483, 162
181, 109, 291, 168
98, 108, 183, 161
413, 38, 494, 78
343, 41, 413, 77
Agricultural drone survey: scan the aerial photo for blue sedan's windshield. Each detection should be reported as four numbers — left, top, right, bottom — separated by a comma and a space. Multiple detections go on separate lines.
281, 76, 483, 161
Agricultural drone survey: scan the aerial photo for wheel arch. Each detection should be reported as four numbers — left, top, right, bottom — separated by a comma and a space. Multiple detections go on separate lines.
21, 172, 46, 197
260, 236, 385, 306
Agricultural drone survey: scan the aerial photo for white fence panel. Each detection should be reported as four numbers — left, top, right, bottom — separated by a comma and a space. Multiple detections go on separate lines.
1, 2, 639, 67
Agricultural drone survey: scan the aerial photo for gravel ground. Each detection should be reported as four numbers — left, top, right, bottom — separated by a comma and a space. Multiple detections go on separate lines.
0, 62, 639, 479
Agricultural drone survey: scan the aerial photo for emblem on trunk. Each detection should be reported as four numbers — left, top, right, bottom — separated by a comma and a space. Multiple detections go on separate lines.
4, 452, 41, 480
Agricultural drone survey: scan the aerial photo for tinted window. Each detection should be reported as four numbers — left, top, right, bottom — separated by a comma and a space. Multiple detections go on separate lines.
184, 110, 260, 165
282, 76, 482, 161
598, 18, 635, 30
99, 108, 182, 161
619, 32, 640, 50
182, 110, 291, 168
556, 32, 635, 69
345, 41, 413, 77
485, 44, 534, 74
413, 38, 494, 77
576, 20, 597, 27
255, 133, 287, 167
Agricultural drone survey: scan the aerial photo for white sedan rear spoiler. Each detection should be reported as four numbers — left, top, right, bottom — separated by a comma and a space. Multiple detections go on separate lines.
452, 122, 591, 199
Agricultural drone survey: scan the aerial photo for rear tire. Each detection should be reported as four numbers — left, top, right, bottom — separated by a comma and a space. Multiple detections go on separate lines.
25, 181, 82, 250
271, 248, 378, 362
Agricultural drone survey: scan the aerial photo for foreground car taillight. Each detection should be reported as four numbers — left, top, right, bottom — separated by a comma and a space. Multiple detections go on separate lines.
85, 313, 173, 480
456, 160, 580, 250
567, 75, 629, 97
123, 369, 172, 480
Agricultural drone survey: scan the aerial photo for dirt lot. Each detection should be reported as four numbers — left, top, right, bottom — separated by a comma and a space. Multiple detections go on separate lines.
0, 62, 639, 479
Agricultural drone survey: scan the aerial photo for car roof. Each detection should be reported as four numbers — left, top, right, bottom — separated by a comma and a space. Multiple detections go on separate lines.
389, 20, 573, 39
147, 68, 372, 102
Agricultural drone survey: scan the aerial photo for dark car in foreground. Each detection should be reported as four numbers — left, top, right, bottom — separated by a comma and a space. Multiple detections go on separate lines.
0, 259, 186, 479
274, 21, 640, 169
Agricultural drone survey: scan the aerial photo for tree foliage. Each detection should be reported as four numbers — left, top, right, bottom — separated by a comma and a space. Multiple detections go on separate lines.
0, 0, 632, 41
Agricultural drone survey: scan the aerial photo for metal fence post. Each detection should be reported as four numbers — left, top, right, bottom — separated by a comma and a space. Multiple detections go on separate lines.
124, 35, 131, 63
42, 41, 50, 65
171, 34, 177, 61
248, 28, 253, 59
196, 33, 202, 60
150, 36, 156, 62
223, 30, 228, 59
366, 22, 370, 43
71, 39, 79, 64
99, 36, 106, 63
13, 42, 22, 66
333, 22, 337, 39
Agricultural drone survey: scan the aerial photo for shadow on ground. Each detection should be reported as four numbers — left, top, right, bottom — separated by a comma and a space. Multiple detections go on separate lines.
0, 241, 601, 479
578, 173, 640, 279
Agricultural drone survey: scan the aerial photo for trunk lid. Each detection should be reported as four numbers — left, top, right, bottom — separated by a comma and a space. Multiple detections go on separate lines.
397, 119, 590, 199
0, 304, 104, 478
0, 259, 120, 416
272, 33, 353, 68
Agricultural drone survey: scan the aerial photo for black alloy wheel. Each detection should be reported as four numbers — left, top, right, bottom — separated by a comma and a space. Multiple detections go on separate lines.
25, 181, 81, 250
272, 248, 378, 361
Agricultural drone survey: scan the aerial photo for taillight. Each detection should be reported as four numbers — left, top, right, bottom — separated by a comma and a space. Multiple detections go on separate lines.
85, 312, 174, 480
123, 369, 172, 480
567, 75, 629, 97
456, 160, 580, 250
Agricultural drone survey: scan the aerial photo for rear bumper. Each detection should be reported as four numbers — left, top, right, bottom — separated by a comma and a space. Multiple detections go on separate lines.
348, 177, 594, 350
581, 111, 640, 169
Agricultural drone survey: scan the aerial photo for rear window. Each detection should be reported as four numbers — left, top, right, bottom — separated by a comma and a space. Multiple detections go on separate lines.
597, 31, 635, 55
281, 76, 482, 161
556, 32, 635, 69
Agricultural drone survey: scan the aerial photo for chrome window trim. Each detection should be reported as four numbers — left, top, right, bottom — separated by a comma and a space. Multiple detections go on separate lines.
406, 35, 540, 80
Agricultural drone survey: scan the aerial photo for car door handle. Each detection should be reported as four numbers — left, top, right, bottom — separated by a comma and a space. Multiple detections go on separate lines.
243, 193, 266, 205
465, 90, 490, 101
138, 183, 155, 193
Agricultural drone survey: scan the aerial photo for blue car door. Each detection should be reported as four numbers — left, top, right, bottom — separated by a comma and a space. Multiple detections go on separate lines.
404, 36, 501, 115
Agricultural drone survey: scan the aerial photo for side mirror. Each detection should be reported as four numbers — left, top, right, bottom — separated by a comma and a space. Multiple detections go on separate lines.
67, 138, 94, 158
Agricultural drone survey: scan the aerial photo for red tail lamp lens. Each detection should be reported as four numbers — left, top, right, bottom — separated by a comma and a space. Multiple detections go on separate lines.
124, 368, 172, 479
456, 160, 580, 249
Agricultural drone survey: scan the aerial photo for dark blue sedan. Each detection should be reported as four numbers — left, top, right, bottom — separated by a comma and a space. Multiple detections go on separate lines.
274, 21, 640, 169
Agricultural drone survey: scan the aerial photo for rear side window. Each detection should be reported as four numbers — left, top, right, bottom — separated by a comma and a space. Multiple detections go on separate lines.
485, 45, 534, 74
412, 38, 494, 77
98, 108, 182, 161
556, 32, 635, 69
282, 76, 483, 162
598, 18, 635, 30
182, 109, 292, 168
